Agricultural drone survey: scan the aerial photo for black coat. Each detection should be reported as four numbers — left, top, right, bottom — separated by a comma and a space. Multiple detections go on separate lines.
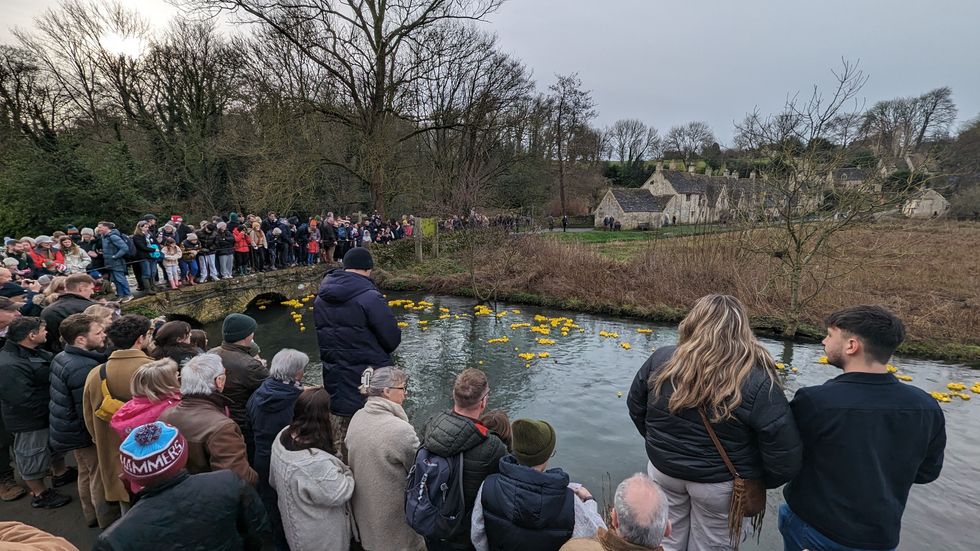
39, 292, 96, 353
481, 455, 575, 551
313, 269, 401, 416
627, 345, 802, 488
422, 410, 507, 547
245, 378, 302, 487
0, 340, 54, 433
213, 230, 236, 256
132, 233, 156, 261
48, 346, 108, 453
93, 470, 270, 551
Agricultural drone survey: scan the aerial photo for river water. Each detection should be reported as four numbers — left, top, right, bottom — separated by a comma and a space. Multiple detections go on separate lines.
203, 291, 978, 550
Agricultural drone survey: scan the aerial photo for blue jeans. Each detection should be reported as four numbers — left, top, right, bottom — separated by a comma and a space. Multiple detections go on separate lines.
778, 504, 894, 551
109, 269, 130, 297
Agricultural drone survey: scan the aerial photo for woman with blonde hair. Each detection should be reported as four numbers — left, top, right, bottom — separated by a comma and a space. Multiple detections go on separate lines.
627, 294, 801, 551
110, 358, 182, 440
83, 303, 119, 327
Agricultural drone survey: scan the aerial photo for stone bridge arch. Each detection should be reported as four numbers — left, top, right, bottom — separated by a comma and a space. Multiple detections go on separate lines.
125, 266, 326, 324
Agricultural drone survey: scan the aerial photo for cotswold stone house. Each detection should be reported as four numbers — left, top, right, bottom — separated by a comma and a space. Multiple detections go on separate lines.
641, 166, 730, 224
594, 188, 675, 229
902, 189, 949, 219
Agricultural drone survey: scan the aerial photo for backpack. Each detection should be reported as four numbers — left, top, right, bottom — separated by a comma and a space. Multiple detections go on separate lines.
120, 234, 138, 260
405, 447, 467, 540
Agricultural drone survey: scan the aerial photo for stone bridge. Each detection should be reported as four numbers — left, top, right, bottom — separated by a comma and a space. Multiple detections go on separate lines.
123, 266, 328, 325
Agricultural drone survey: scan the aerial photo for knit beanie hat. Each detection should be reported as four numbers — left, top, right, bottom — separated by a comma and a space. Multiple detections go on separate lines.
511, 419, 556, 467
217, 222, 227, 231
119, 422, 188, 488
80, 227, 95, 236
2, 258, 18, 268
343, 247, 374, 270
223, 313, 257, 343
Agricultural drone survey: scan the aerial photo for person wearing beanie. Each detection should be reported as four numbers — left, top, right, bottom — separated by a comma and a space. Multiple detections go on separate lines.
471, 419, 605, 551
313, 246, 400, 460
94, 422, 270, 551
208, 314, 268, 456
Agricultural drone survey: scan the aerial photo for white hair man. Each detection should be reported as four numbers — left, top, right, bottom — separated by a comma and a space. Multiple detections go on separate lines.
159, 354, 258, 486
560, 473, 671, 551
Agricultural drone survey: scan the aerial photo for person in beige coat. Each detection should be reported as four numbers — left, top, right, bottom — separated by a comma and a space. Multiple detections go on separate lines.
345, 366, 423, 551
81, 315, 154, 508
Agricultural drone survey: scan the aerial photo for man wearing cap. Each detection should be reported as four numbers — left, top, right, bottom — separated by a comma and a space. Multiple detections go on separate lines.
93, 422, 269, 551
470, 418, 605, 551
313, 247, 401, 460
209, 313, 268, 457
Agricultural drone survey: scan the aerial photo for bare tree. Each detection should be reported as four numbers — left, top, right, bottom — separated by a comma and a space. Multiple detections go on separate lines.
733, 60, 920, 336
861, 87, 957, 170
178, 0, 503, 217
547, 73, 596, 216
608, 118, 660, 183
0, 46, 64, 149
664, 121, 714, 162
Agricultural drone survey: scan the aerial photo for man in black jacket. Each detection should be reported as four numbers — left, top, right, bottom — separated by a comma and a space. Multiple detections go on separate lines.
421, 368, 507, 551
0, 317, 73, 508
94, 421, 269, 551
781, 306, 945, 551
0, 297, 26, 502
48, 313, 116, 527
39, 273, 98, 353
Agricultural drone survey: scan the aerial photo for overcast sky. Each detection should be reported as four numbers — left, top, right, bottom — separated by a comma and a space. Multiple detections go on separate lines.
2, 0, 978, 143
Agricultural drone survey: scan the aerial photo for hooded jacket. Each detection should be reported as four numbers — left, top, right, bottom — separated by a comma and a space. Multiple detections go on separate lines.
246, 378, 302, 487
626, 345, 802, 488
100, 229, 129, 272
313, 269, 401, 416
48, 345, 108, 453
422, 410, 507, 547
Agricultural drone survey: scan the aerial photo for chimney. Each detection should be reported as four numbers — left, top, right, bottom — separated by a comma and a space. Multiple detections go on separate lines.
688, 164, 696, 173
749, 170, 757, 180
656, 160, 663, 172
704, 167, 712, 177
668, 160, 677, 171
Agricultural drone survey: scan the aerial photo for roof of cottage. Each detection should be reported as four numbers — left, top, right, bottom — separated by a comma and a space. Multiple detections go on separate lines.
609, 189, 673, 213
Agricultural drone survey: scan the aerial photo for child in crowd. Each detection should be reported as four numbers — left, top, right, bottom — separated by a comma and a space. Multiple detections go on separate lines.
161, 238, 183, 290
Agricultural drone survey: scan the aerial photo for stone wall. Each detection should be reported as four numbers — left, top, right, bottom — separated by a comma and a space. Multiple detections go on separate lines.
123, 265, 326, 324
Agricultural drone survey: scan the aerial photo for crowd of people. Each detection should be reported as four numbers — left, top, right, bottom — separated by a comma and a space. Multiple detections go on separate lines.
0, 245, 947, 551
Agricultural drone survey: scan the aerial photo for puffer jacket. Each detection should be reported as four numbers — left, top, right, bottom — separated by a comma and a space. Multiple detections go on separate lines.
626, 345, 802, 488
214, 230, 236, 256
48, 345, 108, 453
209, 343, 269, 435
246, 378, 302, 488
480, 455, 575, 551
0, 340, 54, 433
93, 470, 269, 551
40, 292, 96, 353
314, 269, 401, 416
422, 410, 507, 546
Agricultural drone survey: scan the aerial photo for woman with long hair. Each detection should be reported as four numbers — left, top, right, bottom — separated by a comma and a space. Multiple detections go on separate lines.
627, 294, 801, 551
270, 388, 353, 551
59, 236, 91, 275
150, 321, 200, 367
345, 367, 423, 551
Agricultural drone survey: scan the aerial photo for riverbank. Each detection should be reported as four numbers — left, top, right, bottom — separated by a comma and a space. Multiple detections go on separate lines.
374, 221, 980, 366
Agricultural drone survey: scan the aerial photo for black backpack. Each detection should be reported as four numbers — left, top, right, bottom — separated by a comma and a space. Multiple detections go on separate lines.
120, 234, 138, 260
405, 447, 467, 540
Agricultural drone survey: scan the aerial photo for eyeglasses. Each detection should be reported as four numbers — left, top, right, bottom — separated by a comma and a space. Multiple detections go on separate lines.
387, 386, 407, 392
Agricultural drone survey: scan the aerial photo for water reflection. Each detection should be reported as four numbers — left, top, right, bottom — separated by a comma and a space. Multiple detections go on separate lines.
204, 292, 978, 550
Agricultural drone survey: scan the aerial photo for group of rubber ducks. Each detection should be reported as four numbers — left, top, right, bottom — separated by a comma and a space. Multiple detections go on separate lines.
817, 356, 978, 404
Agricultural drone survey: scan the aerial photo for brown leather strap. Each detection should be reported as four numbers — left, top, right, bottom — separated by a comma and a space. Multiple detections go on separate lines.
698, 409, 741, 479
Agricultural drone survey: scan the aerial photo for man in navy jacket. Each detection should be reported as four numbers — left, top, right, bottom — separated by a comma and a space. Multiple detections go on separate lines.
313, 247, 400, 461
780, 305, 945, 551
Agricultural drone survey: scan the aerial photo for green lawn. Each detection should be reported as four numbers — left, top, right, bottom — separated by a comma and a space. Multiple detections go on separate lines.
551, 224, 728, 244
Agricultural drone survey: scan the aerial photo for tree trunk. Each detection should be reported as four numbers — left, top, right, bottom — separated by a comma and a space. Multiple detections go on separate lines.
783, 263, 803, 338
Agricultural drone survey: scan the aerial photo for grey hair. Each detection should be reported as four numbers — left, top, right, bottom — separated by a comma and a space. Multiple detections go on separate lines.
269, 348, 309, 382
614, 473, 669, 547
180, 353, 225, 395
359, 366, 407, 396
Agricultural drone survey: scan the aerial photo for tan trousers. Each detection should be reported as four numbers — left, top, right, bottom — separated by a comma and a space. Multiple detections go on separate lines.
330, 414, 352, 464
75, 446, 120, 528
648, 462, 747, 551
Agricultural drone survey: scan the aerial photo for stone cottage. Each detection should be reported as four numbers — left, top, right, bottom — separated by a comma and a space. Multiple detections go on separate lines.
902, 189, 949, 219
641, 165, 730, 224
593, 188, 675, 229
